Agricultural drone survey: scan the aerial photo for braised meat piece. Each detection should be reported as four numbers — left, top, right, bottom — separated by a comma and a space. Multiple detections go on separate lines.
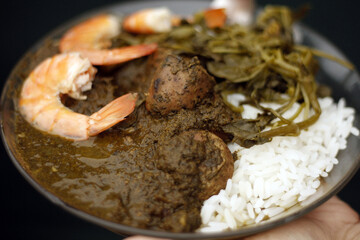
146, 54, 216, 115
114, 130, 233, 232
156, 130, 234, 201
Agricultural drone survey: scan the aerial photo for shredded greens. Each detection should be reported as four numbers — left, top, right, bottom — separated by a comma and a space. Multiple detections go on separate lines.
113, 5, 354, 147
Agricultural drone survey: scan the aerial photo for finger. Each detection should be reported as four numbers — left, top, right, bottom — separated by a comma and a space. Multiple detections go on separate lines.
243, 196, 360, 240
307, 196, 360, 240
243, 214, 329, 240
307, 196, 359, 225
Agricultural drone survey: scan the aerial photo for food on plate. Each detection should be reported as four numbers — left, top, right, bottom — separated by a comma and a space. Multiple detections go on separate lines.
123, 8, 174, 34
59, 14, 158, 65
199, 97, 358, 232
19, 53, 138, 140
211, 0, 255, 25
203, 8, 227, 28
14, 2, 358, 234
146, 50, 216, 115
17, 45, 239, 232
156, 130, 234, 201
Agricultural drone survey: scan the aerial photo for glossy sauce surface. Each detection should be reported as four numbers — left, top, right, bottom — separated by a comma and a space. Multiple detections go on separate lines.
15, 53, 238, 232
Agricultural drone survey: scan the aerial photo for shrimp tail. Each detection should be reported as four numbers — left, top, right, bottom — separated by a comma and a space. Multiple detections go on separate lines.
81, 43, 158, 65
88, 93, 138, 136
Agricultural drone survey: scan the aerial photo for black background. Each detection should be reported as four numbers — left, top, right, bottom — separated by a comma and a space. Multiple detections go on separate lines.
1, 0, 359, 239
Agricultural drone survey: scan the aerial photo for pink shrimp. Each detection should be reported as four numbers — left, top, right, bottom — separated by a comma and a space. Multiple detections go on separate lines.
59, 14, 158, 65
19, 53, 137, 140
123, 7, 176, 34
211, 0, 255, 25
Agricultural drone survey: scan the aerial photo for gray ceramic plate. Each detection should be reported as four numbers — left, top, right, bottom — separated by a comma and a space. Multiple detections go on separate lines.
1, 0, 360, 239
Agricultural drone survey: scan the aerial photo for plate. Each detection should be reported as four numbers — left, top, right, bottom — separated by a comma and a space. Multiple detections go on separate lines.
1, 0, 360, 239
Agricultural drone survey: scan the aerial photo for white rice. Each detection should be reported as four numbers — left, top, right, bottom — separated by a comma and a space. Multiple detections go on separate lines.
199, 96, 358, 232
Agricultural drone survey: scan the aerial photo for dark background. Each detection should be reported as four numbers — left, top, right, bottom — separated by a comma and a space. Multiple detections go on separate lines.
1, 0, 359, 239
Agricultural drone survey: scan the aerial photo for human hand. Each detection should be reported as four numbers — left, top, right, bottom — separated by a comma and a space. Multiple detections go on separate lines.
124, 196, 360, 240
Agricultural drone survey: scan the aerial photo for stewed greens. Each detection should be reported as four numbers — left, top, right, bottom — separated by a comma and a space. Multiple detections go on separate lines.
113, 6, 353, 147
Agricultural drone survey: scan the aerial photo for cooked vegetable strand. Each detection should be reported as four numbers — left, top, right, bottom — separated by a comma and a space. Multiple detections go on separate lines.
295, 45, 354, 70
113, 5, 353, 147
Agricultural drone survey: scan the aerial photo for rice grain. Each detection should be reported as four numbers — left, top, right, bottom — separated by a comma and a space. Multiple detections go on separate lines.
199, 97, 358, 232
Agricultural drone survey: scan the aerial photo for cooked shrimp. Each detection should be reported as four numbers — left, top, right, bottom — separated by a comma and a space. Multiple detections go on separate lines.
211, 0, 255, 25
19, 53, 137, 140
59, 14, 158, 65
123, 7, 173, 34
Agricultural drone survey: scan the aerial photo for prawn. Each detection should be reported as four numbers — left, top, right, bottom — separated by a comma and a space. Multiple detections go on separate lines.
59, 14, 158, 65
211, 0, 255, 25
19, 53, 137, 140
123, 7, 178, 34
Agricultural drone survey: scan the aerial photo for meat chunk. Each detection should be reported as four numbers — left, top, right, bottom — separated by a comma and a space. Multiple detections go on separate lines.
156, 130, 234, 201
146, 54, 216, 115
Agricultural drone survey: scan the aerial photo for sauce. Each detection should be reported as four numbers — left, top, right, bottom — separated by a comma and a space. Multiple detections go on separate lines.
15, 53, 237, 232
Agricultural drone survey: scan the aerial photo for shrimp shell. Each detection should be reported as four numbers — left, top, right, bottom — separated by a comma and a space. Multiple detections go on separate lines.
19, 53, 137, 140
59, 14, 158, 65
211, 0, 255, 25
123, 8, 173, 34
